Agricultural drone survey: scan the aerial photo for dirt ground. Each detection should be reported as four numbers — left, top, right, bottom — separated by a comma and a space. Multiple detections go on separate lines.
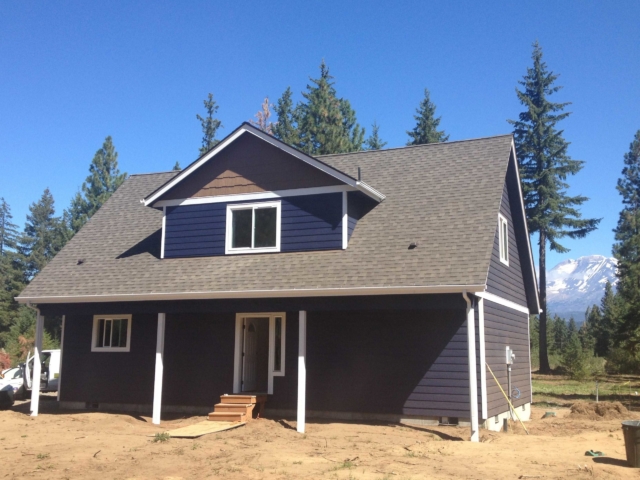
1, 397, 639, 479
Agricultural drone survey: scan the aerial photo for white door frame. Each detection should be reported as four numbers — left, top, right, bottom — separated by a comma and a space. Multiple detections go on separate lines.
234, 312, 286, 394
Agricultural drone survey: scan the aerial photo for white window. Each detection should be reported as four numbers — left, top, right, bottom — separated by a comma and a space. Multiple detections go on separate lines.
498, 214, 509, 266
92, 315, 132, 352
225, 201, 281, 254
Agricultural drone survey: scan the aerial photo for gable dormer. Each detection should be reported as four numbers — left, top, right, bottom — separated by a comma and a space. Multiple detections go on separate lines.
143, 124, 384, 259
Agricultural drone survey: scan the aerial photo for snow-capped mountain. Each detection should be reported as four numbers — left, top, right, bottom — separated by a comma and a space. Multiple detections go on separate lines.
546, 255, 618, 321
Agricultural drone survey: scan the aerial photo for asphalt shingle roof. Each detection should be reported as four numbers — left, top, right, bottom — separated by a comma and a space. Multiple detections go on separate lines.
18, 134, 514, 302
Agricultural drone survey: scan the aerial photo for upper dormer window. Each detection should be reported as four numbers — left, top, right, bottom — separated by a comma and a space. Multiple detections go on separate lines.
498, 214, 509, 266
225, 201, 281, 254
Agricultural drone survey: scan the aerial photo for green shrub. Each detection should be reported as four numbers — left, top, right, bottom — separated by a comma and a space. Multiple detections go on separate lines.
606, 348, 640, 374
560, 335, 604, 380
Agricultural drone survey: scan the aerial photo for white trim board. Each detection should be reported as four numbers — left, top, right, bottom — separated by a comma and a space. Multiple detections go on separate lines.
341, 191, 348, 249
476, 291, 530, 315
153, 185, 356, 208
143, 124, 385, 207
233, 312, 286, 395
17, 284, 487, 304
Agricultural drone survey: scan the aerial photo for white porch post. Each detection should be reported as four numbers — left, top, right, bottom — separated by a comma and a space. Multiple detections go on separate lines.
57, 315, 66, 402
478, 298, 487, 420
297, 310, 307, 433
464, 293, 480, 442
152, 313, 166, 425
30, 311, 44, 416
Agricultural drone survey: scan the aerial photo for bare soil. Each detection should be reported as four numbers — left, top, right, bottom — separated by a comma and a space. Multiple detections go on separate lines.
1, 397, 639, 479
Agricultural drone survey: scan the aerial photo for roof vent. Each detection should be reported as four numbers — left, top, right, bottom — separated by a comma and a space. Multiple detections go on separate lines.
77, 259, 85, 265
408, 242, 418, 250
357, 167, 362, 181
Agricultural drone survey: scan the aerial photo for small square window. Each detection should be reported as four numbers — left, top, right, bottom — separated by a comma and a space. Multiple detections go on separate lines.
92, 315, 132, 352
226, 201, 281, 254
498, 214, 509, 266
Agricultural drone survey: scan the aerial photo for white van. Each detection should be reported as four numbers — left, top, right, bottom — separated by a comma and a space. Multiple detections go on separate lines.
22, 349, 61, 394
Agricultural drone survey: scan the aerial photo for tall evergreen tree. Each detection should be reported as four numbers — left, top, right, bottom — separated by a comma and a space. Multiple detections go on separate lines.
16, 189, 68, 281
173, 161, 181, 171
296, 61, 364, 155
613, 129, 640, 350
273, 87, 300, 146
407, 88, 449, 145
508, 42, 600, 372
364, 121, 387, 150
0, 198, 19, 256
197, 93, 223, 155
68, 137, 127, 233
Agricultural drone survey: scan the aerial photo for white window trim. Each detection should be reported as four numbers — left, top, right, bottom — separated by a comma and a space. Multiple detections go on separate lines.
160, 206, 166, 259
225, 201, 281, 255
498, 213, 509, 266
233, 312, 286, 395
91, 314, 132, 352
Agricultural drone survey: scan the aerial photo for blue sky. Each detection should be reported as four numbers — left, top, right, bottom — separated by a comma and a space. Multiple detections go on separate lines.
1, 1, 638, 269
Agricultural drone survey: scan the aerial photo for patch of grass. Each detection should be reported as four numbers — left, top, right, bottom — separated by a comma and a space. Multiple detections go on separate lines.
293, 460, 302, 465
37, 453, 50, 460
152, 432, 170, 443
191, 442, 201, 450
21, 435, 27, 438
331, 460, 355, 471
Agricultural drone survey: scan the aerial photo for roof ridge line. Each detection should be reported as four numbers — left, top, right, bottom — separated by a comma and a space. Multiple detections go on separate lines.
317, 133, 513, 158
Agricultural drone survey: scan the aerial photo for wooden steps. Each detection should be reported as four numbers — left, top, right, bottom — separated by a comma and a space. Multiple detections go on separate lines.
208, 394, 268, 423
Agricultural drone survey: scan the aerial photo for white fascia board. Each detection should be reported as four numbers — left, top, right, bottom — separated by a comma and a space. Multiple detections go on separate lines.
153, 185, 356, 208
143, 128, 246, 207
144, 124, 385, 207
510, 140, 541, 312
16, 284, 486, 304
476, 291, 531, 315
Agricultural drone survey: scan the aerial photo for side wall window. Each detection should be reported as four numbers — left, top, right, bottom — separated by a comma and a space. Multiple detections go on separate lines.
498, 214, 509, 266
92, 315, 132, 352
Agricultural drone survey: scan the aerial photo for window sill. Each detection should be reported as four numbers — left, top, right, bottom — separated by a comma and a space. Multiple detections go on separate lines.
225, 247, 280, 255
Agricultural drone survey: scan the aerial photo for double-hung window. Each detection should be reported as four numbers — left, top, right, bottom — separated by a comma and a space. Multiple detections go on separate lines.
225, 201, 281, 254
498, 214, 509, 266
92, 315, 132, 352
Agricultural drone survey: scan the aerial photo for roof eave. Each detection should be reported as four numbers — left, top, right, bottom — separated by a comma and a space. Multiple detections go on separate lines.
15, 284, 486, 304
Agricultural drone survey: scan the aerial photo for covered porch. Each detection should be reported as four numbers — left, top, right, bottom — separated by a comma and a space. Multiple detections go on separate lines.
32, 293, 485, 441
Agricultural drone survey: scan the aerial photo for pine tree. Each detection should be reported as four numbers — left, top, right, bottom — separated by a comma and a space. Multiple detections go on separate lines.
250, 97, 274, 135
0, 198, 19, 256
613, 129, 640, 350
508, 42, 600, 373
16, 189, 68, 281
197, 93, 223, 155
364, 121, 387, 150
68, 136, 127, 233
173, 161, 181, 171
297, 61, 364, 155
273, 87, 300, 146
407, 88, 449, 145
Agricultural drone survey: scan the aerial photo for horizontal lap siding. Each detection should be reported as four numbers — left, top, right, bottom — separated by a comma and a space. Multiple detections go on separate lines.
484, 300, 532, 417
299, 309, 475, 418
164, 193, 343, 258
280, 193, 342, 252
60, 314, 156, 404
486, 182, 527, 306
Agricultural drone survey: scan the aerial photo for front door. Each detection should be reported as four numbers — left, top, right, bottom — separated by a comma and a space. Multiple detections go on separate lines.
242, 317, 269, 392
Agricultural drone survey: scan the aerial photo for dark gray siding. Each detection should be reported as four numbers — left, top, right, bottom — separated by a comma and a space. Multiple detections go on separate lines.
486, 182, 527, 307
162, 312, 235, 407
163, 193, 342, 258
60, 314, 156, 405
484, 300, 532, 417
288, 309, 478, 419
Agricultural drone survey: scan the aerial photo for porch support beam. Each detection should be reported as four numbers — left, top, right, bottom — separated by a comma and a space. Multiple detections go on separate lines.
152, 313, 166, 425
297, 310, 307, 433
30, 311, 44, 416
463, 292, 479, 442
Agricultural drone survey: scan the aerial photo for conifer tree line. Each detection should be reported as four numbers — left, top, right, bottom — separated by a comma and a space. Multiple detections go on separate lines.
0, 137, 126, 366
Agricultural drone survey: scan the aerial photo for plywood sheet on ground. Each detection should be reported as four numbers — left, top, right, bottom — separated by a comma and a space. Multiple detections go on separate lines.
157, 421, 246, 438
